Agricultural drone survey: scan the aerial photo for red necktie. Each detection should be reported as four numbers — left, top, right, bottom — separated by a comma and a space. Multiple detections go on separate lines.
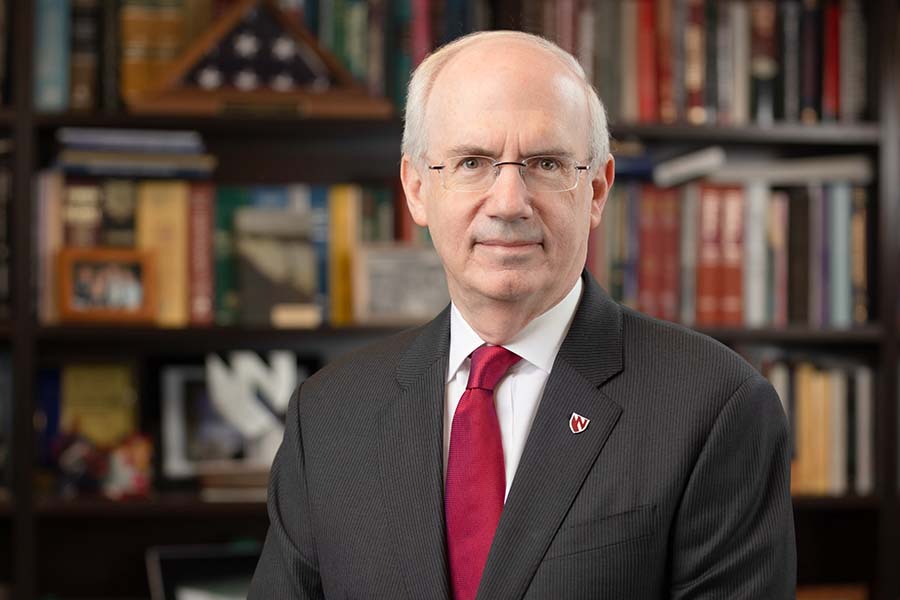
445, 344, 521, 600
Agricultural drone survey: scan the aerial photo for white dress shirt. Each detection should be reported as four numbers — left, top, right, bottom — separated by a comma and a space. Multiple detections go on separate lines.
444, 277, 584, 500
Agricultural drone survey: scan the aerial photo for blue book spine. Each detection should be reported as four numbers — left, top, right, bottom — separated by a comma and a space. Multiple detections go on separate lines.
36, 367, 61, 467
34, 0, 71, 112
251, 186, 290, 209
310, 186, 330, 323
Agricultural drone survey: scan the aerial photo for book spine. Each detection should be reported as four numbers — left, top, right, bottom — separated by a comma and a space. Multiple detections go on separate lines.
213, 186, 251, 325
715, 0, 732, 125
63, 179, 102, 247
637, 185, 659, 317
619, 0, 639, 124
730, 0, 750, 125
839, 0, 866, 121
119, 0, 155, 102
679, 183, 699, 326
850, 185, 868, 324
750, 0, 778, 126
696, 184, 723, 326
659, 187, 680, 322
34, 0, 72, 112
656, 0, 676, 124
781, 0, 801, 122
636, 0, 658, 123
310, 186, 330, 323
101, 0, 120, 111
137, 180, 189, 328
703, 0, 718, 124
821, 0, 841, 121
788, 186, 810, 324
69, 0, 99, 111
411, 0, 431, 66
189, 182, 215, 326
800, 0, 823, 123
744, 181, 768, 328
828, 182, 852, 328
0, 167, 8, 318
328, 184, 361, 326
684, 0, 706, 125
100, 179, 136, 247
720, 186, 744, 326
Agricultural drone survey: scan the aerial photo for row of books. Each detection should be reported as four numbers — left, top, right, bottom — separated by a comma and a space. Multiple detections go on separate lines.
36, 173, 416, 328
755, 353, 875, 498
589, 154, 872, 329
529, 0, 869, 126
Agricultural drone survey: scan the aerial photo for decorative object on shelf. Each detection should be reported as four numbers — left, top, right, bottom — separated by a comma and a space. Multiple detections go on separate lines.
57, 246, 157, 324
352, 243, 450, 325
127, 0, 393, 117
161, 352, 318, 489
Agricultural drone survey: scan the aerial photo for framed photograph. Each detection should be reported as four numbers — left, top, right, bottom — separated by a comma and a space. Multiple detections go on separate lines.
353, 244, 450, 325
58, 247, 157, 324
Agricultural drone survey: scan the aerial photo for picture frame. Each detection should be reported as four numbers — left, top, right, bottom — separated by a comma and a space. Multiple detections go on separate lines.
352, 243, 451, 325
58, 247, 157, 324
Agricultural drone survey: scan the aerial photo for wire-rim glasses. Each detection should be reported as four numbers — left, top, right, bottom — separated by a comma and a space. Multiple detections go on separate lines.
427, 155, 590, 193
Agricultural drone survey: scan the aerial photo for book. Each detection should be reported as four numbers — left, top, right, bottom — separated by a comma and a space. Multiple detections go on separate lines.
100, 179, 136, 247
60, 362, 138, 449
137, 180, 190, 327
235, 207, 320, 327
34, 0, 72, 112
70, 0, 99, 111
189, 182, 215, 326
213, 186, 252, 325
328, 184, 361, 326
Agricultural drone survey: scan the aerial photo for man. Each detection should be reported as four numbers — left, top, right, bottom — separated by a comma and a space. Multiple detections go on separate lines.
249, 31, 795, 599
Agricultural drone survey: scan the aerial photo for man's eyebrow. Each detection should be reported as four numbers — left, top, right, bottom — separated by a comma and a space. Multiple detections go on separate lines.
443, 146, 577, 159
445, 145, 499, 157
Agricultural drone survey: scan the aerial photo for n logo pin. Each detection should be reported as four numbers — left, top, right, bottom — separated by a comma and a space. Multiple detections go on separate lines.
569, 412, 590, 434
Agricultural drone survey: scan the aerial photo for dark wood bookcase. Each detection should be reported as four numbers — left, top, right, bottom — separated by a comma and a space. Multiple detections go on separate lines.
3, 0, 900, 598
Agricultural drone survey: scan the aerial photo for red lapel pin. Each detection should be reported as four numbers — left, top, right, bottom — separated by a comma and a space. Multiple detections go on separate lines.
569, 412, 590, 434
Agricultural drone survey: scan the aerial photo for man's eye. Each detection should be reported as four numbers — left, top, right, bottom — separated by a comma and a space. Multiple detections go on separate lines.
537, 158, 561, 171
458, 157, 487, 170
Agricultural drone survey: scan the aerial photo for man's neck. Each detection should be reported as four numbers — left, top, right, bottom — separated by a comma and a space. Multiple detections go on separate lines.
450, 277, 580, 345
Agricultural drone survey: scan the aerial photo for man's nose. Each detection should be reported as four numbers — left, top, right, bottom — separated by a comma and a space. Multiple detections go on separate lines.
484, 164, 533, 220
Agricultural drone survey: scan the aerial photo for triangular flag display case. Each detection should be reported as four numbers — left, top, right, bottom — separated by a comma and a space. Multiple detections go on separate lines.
126, 0, 393, 118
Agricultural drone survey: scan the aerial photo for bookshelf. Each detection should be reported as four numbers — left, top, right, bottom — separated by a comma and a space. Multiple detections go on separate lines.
2, 1, 900, 600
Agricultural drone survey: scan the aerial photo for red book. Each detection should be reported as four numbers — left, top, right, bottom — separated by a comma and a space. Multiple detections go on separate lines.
411, 0, 432, 66
720, 186, 744, 326
638, 185, 661, 317
684, 0, 707, 124
696, 184, 723, 326
556, 0, 577, 54
656, 0, 676, 123
637, 0, 659, 123
658, 187, 681, 322
822, 0, 841, 120
189, 182, 215, 326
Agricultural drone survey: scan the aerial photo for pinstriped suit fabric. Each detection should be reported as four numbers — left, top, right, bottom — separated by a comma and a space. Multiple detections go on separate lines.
249, 272, 796, 599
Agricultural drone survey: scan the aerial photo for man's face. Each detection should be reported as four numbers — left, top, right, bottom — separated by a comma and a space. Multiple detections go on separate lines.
402, 41, 614, 314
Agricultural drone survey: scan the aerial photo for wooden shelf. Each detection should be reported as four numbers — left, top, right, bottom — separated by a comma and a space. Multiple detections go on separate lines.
612, 122, 882, 146
33, 112, 403, 138
696, 325, 884, 345
35, 493, 266, 518
35, 324, 406, 354
793, 495, 881, 510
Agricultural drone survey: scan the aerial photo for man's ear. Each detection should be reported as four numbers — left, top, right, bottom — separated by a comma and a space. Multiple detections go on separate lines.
589, 154, 615, 229
400, 154, 429, 227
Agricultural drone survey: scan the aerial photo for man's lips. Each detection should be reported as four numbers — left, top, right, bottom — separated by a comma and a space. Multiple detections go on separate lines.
476, 240, 541, 247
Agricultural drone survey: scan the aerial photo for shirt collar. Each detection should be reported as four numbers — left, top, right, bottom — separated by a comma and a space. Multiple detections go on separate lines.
447, 277, 583, 382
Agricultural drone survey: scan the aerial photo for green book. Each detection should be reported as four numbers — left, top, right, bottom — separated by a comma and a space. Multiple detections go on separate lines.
214, 186, 251, 325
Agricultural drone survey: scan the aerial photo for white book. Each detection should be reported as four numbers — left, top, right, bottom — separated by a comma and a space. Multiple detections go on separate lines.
679, 183, 699, 326
743, 181, 768, 328
828, 183, 853, 328
854, 366, 874, 496
707, 155, 873, 185
768, 361, 790, 420
828, 369, 848, 496
620, 1, 639, 123
652, 146, 727, 187
730, 1, 750, 126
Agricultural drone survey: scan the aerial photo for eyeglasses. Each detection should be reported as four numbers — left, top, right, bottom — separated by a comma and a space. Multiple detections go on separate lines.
427, 155, 590, 193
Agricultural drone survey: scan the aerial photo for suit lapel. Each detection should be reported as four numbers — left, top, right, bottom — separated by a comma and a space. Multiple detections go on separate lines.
477, 274, 625, 600
377, 307, 452, 600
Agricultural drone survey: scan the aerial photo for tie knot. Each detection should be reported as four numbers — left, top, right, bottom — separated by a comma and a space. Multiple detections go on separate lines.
466, 345, 521, 391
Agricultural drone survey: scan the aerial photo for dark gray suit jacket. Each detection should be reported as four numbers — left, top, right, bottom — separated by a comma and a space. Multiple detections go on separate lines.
249, 272, 796, 599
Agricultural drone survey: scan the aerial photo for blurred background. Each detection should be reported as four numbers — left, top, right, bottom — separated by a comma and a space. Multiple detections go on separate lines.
0, 0, 895, 598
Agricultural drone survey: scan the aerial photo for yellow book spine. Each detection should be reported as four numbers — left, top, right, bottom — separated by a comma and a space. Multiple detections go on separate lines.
328, 184, 360, 326
137, 180, 189, 327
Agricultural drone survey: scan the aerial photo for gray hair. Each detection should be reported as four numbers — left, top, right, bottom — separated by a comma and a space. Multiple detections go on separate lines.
401, 30, 610, 172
